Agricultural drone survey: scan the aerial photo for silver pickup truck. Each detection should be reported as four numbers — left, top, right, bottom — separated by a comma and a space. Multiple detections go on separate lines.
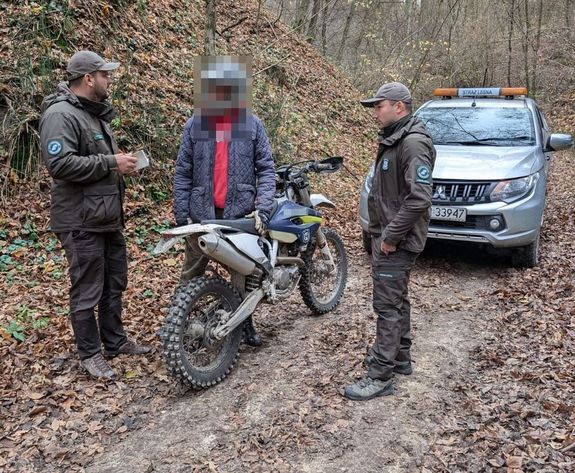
359, 87, 573, 267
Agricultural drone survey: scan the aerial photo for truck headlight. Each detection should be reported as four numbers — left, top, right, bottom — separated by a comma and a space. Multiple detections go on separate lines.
490, 173, 539, 203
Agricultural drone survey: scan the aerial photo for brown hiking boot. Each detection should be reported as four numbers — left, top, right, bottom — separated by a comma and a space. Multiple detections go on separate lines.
103, 339, 152, 357
81, 352, 115, 379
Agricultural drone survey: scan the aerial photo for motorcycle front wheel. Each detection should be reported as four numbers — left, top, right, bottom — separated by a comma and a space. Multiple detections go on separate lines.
161, 276, 242, 388
299, 227, 348, 314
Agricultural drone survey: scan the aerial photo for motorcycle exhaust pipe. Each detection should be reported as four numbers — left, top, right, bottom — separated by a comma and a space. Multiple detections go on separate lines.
197, 233, 256, 276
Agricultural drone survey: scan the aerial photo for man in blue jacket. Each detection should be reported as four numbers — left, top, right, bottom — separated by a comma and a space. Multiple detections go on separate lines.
173, 56, 276, 346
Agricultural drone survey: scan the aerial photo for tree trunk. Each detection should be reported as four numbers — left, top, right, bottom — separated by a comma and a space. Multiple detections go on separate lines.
204, 0, 216, 55
321, 0, 328, 55
255, 0, 263, 36
351, 7, 370, 76
531, 0, 544, 94
307, 0, 322, 43
521, 0, 531, 91
336, 0, 356, 63
507, 0, 515, 87
293, 0, 311, 32
565, 0, 573, 40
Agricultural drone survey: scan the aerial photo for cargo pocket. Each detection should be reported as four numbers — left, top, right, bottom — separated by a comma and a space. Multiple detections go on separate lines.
236, 183, 256, 216
82, 185, 121, 227
372, 266, 406, 309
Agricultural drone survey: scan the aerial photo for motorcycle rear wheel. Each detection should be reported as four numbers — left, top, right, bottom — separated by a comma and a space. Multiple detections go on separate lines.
162, 276, 242, 388
299, 227, 348, 314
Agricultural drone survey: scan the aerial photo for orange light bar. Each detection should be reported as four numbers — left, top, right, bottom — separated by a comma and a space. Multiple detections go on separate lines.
433, 88, 457, 96
433, 87, 528, 97
500, 87, 528, 96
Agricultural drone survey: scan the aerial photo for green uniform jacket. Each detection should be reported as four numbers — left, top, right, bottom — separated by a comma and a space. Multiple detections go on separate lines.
367, 115, 436, 253
39, 82, 123, 233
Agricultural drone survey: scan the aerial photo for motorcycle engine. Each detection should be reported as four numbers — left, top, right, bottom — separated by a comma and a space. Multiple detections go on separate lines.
273, 265, 300, 298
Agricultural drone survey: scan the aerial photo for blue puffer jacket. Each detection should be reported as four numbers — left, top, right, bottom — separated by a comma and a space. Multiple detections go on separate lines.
173, 113, 276, 225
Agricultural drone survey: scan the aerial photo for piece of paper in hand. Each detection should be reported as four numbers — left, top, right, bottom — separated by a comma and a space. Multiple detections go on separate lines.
134, 150, 150, 170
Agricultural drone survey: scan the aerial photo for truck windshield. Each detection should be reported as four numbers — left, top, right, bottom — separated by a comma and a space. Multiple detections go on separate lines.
417, 106, 536, 146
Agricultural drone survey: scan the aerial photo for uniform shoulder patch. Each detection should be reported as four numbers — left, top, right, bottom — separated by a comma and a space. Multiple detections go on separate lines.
415, 165, 431, 183
47, 140, 63, 156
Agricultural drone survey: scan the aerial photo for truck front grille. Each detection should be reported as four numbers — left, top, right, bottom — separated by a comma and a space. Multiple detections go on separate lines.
432, 180, 493, 204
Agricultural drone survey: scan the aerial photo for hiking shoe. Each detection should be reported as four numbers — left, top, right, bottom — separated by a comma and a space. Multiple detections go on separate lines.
344, 376, 394, 401
81, 352, 115, 379
103, 339, 152, 357
364, 355, 413, 375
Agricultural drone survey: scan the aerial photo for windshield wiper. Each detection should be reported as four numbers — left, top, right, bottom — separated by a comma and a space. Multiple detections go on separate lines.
474, 136, 534, 143
435, 141, 490, 146
436, 136, 535, 146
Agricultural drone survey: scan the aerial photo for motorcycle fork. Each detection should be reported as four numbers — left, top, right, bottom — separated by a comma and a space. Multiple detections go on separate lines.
315, 230, 336, 275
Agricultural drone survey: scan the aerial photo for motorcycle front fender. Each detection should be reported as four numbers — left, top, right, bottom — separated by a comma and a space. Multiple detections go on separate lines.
153, 223, 228, 255
310, 193, 335, 209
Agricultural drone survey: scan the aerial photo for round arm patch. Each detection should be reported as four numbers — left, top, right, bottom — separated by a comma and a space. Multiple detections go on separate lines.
47, 140, 63, 156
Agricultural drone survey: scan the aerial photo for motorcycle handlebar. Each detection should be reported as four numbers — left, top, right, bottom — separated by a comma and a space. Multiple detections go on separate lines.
278, 157, 342, 180
312, 162, 335, 172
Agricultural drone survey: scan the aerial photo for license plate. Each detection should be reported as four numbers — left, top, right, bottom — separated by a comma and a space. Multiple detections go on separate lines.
431, 206, 467, 222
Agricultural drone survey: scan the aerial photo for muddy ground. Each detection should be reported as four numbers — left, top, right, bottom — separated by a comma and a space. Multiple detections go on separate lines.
86, 240, 510, 473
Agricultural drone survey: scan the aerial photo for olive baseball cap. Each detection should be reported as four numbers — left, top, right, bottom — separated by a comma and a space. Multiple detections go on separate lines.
360, 82, 412, 107
67, 50, 120, 80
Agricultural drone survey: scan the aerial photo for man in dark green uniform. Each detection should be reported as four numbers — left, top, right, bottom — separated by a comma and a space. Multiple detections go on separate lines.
40, 51, 151, 379
345, 82, 436, 400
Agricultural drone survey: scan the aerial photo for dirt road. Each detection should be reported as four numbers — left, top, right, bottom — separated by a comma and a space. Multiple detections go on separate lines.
85, 239, 509, 473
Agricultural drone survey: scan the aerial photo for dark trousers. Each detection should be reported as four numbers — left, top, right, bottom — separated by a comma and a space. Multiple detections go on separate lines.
58, 230, 128, 359
180, 208, 224, 282
368, 236, 419, 381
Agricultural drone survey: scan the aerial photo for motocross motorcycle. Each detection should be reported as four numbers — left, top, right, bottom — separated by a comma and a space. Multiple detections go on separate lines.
154, 156, 348, 388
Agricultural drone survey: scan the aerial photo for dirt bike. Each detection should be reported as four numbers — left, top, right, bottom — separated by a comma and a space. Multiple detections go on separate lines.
154, 156, 348, 388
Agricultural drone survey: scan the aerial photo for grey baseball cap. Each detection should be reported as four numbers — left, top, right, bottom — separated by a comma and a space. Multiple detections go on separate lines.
67, 50, 120, 80
360, 82, 412, 107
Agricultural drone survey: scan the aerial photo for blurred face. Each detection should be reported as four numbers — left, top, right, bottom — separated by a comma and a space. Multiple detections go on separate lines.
209, 84, 234, 102
87, 70, 114, 101
373, 99, 403, 128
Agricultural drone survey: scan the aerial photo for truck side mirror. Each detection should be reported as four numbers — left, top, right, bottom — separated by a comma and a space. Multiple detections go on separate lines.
547, 134, 573, 151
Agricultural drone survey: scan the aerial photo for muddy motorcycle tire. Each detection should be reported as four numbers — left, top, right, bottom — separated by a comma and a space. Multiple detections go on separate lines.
299, 227, 348, 314
161, 276, 242, 388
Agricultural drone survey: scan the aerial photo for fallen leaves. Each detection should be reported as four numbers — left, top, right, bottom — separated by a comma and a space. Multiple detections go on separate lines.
424, 148, 575, 471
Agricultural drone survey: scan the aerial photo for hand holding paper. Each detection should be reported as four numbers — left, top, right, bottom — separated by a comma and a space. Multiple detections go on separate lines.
134, 150, 150, 170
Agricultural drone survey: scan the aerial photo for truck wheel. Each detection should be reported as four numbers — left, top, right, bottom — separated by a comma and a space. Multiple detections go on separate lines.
511, 235, 540, 268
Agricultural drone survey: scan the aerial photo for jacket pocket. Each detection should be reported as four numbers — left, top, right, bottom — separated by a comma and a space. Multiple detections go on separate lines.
82, 185, 121, 227
235, 183, 256, 216
188, 186, 206, 220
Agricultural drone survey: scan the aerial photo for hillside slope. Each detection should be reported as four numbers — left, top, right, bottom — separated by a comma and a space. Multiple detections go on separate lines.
1, 0, 374, 201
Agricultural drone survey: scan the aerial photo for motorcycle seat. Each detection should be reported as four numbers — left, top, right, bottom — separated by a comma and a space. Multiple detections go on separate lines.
200, 218, 259, 235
